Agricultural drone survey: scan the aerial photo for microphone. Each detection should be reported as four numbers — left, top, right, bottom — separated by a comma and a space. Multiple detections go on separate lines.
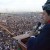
31, 22, 41, 38
34, 22, 41, 37
36, 22, 41, 31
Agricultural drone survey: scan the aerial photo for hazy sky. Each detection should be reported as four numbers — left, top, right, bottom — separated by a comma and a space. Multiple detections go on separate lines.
0, 0, 47, 12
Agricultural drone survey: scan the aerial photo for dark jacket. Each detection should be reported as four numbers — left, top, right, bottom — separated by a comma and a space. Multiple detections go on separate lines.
27, 23, 50, 50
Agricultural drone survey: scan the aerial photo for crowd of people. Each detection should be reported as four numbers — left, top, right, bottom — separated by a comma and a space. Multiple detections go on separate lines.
0, 12, 43, 50
3, 12, 43, 36
0, 31, 18, 50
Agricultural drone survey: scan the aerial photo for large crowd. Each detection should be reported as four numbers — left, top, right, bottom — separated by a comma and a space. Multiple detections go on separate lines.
5, 13, 42, 35
0, 12, 43, 50
0, 31, 18, 50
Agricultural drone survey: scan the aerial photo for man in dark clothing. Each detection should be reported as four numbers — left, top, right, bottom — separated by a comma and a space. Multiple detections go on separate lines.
27, 0, 50, 50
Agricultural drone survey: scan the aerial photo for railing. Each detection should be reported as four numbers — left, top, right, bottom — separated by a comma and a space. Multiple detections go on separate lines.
18, 41, 27, 50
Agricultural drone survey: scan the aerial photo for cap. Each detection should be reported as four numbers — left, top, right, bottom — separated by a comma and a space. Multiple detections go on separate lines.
42, 0, 50, 10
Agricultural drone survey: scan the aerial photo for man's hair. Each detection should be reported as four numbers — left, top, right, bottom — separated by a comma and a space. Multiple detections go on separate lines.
45, 10, 50, 16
